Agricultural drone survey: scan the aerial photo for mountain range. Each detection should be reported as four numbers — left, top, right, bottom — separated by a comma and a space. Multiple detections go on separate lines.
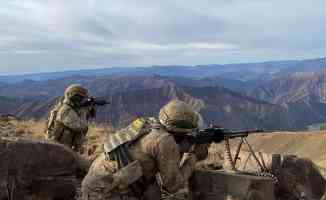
1, 57, 326, 130
0, 76, 286, 129
1, 57, 326, 83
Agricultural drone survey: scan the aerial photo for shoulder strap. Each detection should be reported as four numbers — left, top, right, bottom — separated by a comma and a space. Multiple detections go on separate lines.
47, 98, 64, 130
104, 118, 153, 154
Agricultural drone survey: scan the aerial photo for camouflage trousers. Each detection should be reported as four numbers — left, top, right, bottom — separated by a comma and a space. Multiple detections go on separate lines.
82, 175, 161, 200
48, 129, 85, 153
83, 193, 139, 200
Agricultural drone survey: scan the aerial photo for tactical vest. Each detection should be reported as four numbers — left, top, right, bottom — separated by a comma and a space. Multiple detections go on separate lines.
104, 117, 160, 195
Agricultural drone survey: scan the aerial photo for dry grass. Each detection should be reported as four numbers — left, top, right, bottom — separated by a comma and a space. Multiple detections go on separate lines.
0, 118, 113, 161
22, 120, 114, 161
0, 117, 47, 139
15, 119, 47, 139
84, 122, 114, 161
245, 131, 326, 169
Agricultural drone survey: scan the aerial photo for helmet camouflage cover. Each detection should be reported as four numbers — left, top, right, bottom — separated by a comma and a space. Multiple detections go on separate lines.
159, 99, 199, 135
64, 84, 89, 100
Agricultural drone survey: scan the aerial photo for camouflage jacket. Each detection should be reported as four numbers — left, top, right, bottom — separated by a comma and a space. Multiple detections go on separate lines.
82, 118, 197, 200
56, 101, 88, 133
48, 99, 89, 149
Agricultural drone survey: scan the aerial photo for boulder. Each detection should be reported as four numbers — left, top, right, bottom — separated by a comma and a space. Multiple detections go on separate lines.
0, 137, 80, 200
223, 149, 326, 200
276, 155, 325, 200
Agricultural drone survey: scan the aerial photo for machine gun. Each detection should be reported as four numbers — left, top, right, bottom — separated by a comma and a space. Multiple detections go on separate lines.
80, 97, 110, 107
174, 125, 279, 182
176, 125, 264, 144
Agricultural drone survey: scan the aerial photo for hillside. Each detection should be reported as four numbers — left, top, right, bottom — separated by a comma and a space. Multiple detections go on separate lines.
182, 87, 290, 130
0, 75, 174, 99
250, 71, 326, 104
0, 74, 293, 129
0, 96, 25, 115
3, 72, 326, 130
244, 131, 326, 170
11, 83, 287, 129
249, 71, 326, 128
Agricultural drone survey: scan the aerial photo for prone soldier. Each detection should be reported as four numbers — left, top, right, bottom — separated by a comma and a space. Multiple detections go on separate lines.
82, 99, 206, 200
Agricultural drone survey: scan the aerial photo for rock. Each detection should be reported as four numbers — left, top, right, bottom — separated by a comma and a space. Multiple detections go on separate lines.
276, 155, 326, 200
0, 137, 80, 200
190, 170, 275, 200
223, 149, 326, 200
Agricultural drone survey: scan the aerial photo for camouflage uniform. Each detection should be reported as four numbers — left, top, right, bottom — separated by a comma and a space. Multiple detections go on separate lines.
82, 100, 201, 200
47, 84, 90, 152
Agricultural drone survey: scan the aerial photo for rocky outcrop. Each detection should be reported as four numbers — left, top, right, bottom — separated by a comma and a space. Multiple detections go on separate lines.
0, 137, 80, 200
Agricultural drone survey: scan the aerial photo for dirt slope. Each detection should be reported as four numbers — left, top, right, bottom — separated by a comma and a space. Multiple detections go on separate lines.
243, 131, 326, 170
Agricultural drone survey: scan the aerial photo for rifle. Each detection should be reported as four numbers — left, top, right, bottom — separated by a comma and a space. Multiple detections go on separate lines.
177, 125, 264, 144
80, 97, 110, 107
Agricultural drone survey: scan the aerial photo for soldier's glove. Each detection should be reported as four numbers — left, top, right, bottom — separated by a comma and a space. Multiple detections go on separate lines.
86, 106, 97, 120
190, 143, 209, 161
177, 139, 192, 154
81, 126, 89, 135
179, 152, 197, 169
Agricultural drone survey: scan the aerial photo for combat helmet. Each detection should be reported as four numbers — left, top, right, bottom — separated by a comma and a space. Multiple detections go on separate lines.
159, 99, 199, 134
64, 84, 89, 100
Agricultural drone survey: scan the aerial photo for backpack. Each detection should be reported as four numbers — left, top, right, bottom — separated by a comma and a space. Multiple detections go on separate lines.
46, 97, 64, 139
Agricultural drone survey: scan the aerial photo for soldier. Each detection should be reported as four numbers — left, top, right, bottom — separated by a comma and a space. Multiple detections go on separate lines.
82, 99, 206, 200
46, 84, 95, 153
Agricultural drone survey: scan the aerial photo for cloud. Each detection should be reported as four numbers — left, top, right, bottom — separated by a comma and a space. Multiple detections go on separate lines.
0, 0, 326, 75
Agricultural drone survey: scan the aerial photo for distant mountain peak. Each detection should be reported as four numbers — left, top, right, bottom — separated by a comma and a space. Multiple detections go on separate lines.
1, 56, 326, 83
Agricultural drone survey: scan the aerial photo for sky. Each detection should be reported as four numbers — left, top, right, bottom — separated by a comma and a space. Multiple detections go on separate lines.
0, 0, 326, 75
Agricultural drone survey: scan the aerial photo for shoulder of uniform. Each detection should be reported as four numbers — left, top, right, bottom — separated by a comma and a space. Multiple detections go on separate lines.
57, 103, 75, 118
57, 103, 70, 112
148, 128, 173, 144
141, 128, 176, 156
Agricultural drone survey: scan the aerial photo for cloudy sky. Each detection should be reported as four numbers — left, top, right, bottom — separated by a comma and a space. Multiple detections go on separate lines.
0, 0, 326, 75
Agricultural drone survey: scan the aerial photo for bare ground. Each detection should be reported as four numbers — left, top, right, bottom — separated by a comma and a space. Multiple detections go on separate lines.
207, 131, 326, 175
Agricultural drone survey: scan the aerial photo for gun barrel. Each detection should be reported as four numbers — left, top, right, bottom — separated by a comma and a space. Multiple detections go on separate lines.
94, 99, 110, 106
226, 129, 264, 139
226, 132, 249, 139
